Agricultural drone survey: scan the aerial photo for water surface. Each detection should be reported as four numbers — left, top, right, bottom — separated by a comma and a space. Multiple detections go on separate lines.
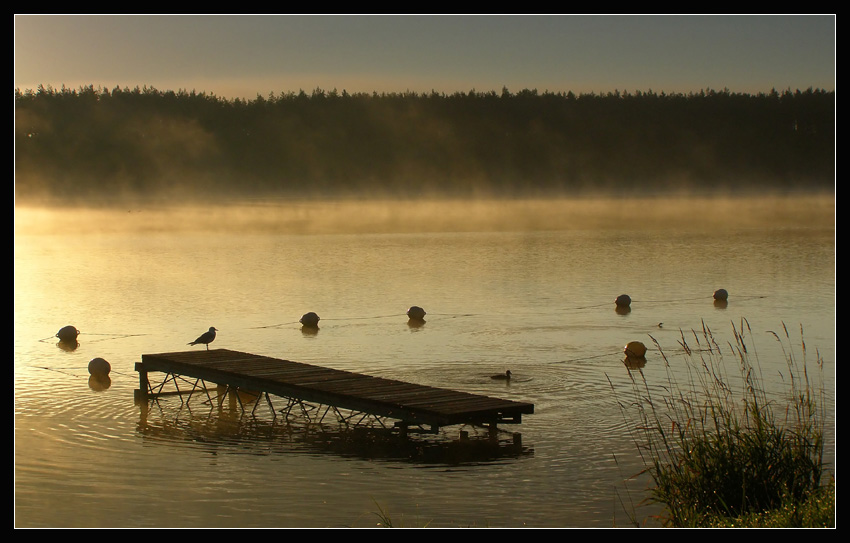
14, 195, 835, 527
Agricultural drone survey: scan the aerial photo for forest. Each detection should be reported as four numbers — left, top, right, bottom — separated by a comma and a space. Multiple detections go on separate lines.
14, 84, 835, 203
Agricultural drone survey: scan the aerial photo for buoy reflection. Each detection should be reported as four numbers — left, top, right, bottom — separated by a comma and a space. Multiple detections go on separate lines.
88, 373, 112, 391
623, 354, 647, 370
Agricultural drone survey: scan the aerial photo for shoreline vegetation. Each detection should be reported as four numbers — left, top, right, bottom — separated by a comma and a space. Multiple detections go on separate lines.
610, 321, 834, 528
15, 84, 834, 204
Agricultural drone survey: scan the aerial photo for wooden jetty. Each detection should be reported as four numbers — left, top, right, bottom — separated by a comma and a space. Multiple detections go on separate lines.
135, 349, 534, 435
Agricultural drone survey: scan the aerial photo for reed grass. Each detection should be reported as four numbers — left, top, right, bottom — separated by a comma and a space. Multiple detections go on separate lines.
370, 499, 432, 528
611, 319, 833, 527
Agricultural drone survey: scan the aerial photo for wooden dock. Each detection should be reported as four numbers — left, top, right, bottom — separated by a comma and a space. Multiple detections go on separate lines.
135, 349, 534, 433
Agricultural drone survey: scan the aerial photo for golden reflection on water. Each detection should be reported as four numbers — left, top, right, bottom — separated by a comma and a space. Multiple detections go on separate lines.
14, 194, 835, 236
14, 193, 835, 528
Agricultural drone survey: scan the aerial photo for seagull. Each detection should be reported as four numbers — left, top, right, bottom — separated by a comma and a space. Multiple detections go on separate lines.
188, 327, 218, 350
491, 370, 512, 380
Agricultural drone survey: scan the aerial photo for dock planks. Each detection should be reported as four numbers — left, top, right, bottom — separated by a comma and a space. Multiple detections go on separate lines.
136, 349, 534, 430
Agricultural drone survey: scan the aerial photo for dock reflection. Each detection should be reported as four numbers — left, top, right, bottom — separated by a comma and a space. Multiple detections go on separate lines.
136, 390, 533, 466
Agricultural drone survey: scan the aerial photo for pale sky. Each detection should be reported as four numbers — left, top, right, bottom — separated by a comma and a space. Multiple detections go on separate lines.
14, 14, 836, 100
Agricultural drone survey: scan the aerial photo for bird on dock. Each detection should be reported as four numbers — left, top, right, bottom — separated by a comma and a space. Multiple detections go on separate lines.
491, 370, 512, 380
188, 327, 218, 350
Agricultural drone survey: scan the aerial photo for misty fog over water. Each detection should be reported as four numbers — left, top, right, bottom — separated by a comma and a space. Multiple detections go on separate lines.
15, 85, 834, 204
14, 192, 834, 527
14, 193, 835, 237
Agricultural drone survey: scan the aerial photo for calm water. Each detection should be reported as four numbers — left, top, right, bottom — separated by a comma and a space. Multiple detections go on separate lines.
14, 196, 835, 528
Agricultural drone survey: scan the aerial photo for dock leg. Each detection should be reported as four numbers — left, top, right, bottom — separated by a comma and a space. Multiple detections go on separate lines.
488, 422, 498, 442
134, 362, 149, 404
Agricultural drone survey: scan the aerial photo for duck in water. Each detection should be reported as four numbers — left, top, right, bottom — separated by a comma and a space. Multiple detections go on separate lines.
491, 370, 512, 380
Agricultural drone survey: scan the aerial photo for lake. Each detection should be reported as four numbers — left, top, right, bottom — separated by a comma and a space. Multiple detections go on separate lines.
14, 194, 835, 528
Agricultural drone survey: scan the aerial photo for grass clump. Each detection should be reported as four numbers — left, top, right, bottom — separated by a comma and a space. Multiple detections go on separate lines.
370, 499, 432, 528
612, 319, 833, 527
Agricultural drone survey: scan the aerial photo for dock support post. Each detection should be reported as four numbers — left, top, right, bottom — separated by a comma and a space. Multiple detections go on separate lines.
488, 422, 498, 441
134, 362, 149, 404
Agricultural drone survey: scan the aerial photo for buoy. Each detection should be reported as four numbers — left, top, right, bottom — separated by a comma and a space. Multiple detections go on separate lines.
300, 312, 320, 328
56, 325, 80, 343
615, 294, 631, 308
88, 357, 111, 376
624, 341, 647, 358
407, 306, 426, 320
713, 288, 729, 301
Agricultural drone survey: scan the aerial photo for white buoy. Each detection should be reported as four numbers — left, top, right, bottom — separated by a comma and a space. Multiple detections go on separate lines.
713, 288, 729, 301
300, 312, 320, 328
624, 341, 647, 358
615, 294, 631, 308
407, 306, 426, 320
88, 357, 111, 376
56, 325, 80, 343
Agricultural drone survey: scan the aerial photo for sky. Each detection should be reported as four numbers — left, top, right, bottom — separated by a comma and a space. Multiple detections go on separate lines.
14, 14, 835, 100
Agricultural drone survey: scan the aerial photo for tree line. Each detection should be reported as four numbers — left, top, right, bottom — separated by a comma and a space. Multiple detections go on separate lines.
14, 84, 835, 202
